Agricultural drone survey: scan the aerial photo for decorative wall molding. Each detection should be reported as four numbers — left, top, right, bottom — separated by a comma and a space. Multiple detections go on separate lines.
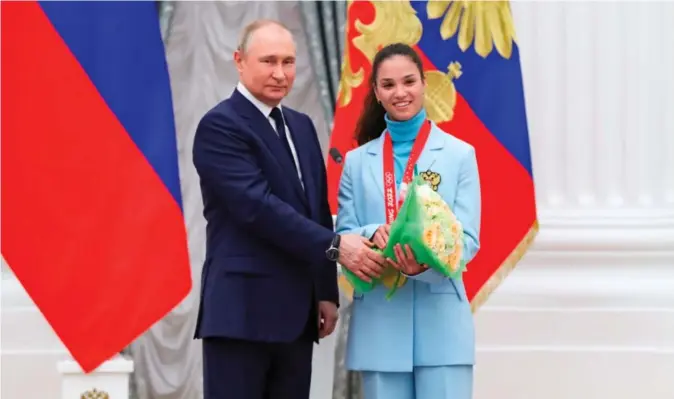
512, 1, 674, 213
533, 216, 674, 254
472, 4, 674, 398
473, 263, 674, 398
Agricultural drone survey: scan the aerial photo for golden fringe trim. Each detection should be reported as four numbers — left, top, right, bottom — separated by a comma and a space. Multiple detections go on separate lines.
470, 220, 539, 313
338, 221, 540, 309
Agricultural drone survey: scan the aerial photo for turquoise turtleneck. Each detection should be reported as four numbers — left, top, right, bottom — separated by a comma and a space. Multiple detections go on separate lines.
384, 108, 427, 186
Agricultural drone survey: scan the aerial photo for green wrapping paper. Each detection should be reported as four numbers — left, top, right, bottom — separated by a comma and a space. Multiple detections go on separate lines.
342, 176, 467, 298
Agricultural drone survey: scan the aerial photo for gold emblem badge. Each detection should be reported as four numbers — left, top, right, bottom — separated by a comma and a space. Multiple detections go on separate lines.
420, 170, 441, 191
81, 388, 109, 399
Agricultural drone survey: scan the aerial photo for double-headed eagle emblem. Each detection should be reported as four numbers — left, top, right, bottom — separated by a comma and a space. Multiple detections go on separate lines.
420, 170, 442, 192
426, 0, 517, 59
81, 388, 109, 399
338, 0, 517, 122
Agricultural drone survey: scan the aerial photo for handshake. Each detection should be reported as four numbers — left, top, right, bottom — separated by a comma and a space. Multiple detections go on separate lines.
337, 177, 468, 298
337, 227, 428, 283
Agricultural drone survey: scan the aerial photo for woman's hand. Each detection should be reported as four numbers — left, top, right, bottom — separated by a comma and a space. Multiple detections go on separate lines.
387, 244, 428, 276
371, 224, 391, 250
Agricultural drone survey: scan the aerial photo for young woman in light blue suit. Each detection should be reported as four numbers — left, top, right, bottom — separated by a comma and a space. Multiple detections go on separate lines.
335, 43, 482, 399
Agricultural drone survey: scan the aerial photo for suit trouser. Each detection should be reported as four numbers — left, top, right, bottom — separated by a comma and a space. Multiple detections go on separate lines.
202, 302, 317, 399
361, 366, 473, 399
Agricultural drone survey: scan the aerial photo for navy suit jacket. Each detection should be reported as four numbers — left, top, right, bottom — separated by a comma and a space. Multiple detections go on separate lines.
192, 89, 338, 343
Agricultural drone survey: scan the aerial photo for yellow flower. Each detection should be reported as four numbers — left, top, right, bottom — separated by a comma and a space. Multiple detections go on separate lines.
416, 180, 466, 276
447, 239, 463, 272
423, 223, 441, 248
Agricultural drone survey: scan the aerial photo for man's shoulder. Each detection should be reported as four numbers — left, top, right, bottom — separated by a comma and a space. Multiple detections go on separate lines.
197, 97, 242, 131
202, 97, 235, 119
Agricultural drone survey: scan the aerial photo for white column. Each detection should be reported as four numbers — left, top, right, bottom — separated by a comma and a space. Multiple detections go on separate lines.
475, 2, 674, 399
519, 1, 674, 215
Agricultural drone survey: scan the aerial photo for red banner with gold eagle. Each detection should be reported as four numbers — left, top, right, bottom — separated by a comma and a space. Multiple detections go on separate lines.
327, 0, 538, 311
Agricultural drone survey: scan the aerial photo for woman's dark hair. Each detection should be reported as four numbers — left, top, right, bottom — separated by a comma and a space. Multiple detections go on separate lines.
354, 43, 425, 146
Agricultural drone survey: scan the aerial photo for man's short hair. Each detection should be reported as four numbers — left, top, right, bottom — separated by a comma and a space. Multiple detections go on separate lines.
237, 19, 293, 54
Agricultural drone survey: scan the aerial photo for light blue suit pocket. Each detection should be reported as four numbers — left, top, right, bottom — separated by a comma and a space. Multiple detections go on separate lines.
428, 279, 466, 301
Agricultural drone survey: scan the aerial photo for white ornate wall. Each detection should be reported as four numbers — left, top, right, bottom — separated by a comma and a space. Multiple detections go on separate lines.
473, 1, 674, 398
2, 2, 673, 399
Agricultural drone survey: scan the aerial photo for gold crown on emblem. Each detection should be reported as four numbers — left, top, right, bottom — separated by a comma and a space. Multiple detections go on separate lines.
80, 388, 109, 399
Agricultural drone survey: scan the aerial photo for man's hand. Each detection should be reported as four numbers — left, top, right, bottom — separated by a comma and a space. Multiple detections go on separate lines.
318, 301, 338, 339
338, 234, 386, 283
371, 224, 391, 250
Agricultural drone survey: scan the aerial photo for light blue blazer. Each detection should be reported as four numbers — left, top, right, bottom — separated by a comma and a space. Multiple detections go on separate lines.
335, 123, 482, 372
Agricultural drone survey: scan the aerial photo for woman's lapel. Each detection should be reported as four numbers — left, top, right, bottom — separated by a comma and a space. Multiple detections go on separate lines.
365, 135, 385, 199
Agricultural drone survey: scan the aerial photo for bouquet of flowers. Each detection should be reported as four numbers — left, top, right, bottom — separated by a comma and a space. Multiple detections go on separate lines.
342, 175, 467, 298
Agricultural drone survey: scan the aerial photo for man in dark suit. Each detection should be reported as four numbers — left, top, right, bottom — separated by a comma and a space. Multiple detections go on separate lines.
192, 19, 386, 399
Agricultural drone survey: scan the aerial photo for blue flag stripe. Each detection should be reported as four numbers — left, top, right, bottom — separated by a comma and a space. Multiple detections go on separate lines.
38, 1, 182, 208
411, 1, 533, 176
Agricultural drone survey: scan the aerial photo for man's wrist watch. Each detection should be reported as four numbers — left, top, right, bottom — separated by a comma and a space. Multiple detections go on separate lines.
326, 234, 341, 262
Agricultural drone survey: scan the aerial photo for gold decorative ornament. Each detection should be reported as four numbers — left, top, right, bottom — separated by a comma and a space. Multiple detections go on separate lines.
339, 1, 423, 109
352, 1, 423, 64
424, 61, 462, 124
81, 388, 109, 399
337, 54, 365, 108
420, 170, 442, 191
336, 0, 532, 307
426, 0, 517, 59
337, 0, 366, 107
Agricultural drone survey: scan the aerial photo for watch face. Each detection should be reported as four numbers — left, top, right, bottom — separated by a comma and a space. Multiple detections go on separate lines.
326, 248, 339, 261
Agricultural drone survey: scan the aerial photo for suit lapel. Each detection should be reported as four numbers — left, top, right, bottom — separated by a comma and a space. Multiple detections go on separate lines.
366, 123, 445, 198
230, 90, 308, 210
417, 124, 445, 173
366, 136, 385, 199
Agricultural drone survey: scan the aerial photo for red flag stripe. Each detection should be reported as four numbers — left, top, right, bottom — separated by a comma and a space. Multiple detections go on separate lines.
411, 47, 537, 301
1, 2, 190, 372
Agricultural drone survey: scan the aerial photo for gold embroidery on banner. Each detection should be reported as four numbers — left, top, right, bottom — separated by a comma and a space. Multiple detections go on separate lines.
426, 0, 517, 59
352, 1, 423, 64
337, 54, 365, 108
424, 61, 462, 124
336, 1, 529, 303
338, 1, 423, 110
349, 1, 463, 125
337, 0, 365, 107
81, 388, 109, 399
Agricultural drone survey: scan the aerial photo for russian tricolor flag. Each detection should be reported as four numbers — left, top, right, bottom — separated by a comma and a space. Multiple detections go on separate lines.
1, 1, 191, 372
327, 1, 539, 310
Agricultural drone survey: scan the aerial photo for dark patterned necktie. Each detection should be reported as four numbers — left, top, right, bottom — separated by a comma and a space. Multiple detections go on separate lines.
270, 107, 297, 171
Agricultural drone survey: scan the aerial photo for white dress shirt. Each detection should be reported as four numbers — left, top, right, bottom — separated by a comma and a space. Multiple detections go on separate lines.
236, 82, 303, 188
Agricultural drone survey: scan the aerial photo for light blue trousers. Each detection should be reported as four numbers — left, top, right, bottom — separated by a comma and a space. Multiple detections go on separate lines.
361, 366, 473, 399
